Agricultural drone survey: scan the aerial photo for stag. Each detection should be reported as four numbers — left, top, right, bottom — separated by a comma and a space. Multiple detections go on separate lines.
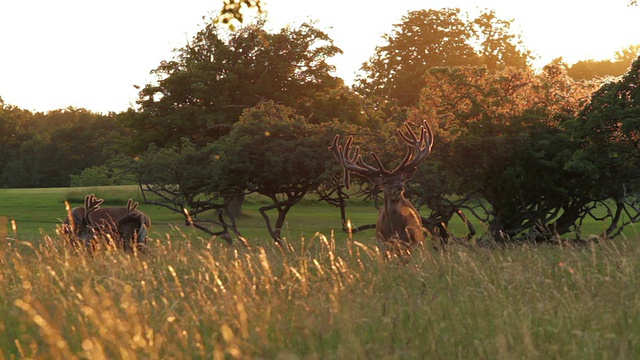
64, 194, 151, 253
329, 121, 433, 253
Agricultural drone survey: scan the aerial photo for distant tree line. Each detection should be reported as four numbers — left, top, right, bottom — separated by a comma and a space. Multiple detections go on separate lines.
564, 45, 640, 80
2, 8, 639, 244
0, 106, 135, 187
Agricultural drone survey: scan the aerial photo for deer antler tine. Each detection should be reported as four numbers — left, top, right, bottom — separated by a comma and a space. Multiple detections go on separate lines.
83, 194, 104, 228
85, 194, 94, 210
397, 149, 413, 167
424, 120, 434, 153
397, 121, 423, 145
369, 152, 388, 173
330, 131, 390, 186
84, 194, 103, 210
343, 136, 354, 158
343, 168, 352, 189
406, 122, 419, 142
392, 120, 434, 174
329, 134, 342, 162
352, 145, 359, 158
126, 199, 139, 213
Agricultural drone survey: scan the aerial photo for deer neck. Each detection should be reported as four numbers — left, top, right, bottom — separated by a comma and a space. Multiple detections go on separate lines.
383, 189, 408, 213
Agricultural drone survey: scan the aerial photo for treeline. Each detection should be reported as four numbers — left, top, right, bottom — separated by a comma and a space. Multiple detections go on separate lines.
2, 8, 639, 243
0, 106, 134, 187
565, 45, 640, 80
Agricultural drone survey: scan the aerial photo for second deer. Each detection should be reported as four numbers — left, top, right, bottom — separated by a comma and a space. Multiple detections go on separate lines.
329, 121, 433, 254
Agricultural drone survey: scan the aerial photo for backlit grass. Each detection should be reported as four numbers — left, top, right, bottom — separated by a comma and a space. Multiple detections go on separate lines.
2, 187, 640, 358
2, 229, 640, 358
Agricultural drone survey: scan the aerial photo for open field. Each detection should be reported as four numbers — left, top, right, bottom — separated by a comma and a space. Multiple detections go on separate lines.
0, 186, 379, 243
1, 186, 618, 245
0, 186, 481, 246
1, 186, 640, 358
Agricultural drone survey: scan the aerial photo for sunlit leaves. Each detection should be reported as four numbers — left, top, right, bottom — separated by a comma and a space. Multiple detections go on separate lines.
356, 8, 531, 110
128, 20, 346, 151
217, 0, 264, 29
414, 64, 599, 240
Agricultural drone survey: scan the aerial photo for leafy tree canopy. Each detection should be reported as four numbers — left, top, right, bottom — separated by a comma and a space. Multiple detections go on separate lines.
415, 64, 597, 241
209, 101, 347, 242
565, 45, 640, 81
217, 0, 264, 27
0, 102, 33, 177
356, 8, 531, 110
124, 19, 355, 153
567, 55, 640, 199
2, 108, 127, 188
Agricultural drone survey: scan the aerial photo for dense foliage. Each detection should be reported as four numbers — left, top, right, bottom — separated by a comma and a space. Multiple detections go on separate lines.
411, 65, 598, 241
210, 101, 348, 242
0, 106, 130, 188
565, 56, 640, 237
566, 44, 640, 80
122, 20, 357, 153
355, 8, 531, 110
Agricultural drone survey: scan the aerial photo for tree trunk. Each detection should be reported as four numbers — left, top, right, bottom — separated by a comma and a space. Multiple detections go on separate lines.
227, 194, 245, 218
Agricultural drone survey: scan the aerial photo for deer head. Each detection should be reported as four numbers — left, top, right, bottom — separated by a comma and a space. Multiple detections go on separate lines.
116, 199, 148, 253
329, 121, 434, 251
74, 193, 104, 242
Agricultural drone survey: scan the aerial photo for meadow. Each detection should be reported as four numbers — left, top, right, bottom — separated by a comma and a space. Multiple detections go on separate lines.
1, 186, 640, 359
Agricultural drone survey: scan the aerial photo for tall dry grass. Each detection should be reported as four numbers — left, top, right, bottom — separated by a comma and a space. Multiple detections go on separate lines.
1, 226, 640, 359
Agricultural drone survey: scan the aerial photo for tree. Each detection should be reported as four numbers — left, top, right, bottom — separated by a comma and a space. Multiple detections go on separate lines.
134, 101, 347, 244
615, 44, 640, 66
568, 59, 625, 80
0, 101, 33, 186
355, 8, 531, 110
135, 139, 246, 244
564, 54, 640, 237
416, 65, 598, 242
124, 20, 353, 153
2, 108, 126, 188
217, 0, 264, 27
567, 44, 640, 81
210, 101, 344, 243
70, 155, 138, 187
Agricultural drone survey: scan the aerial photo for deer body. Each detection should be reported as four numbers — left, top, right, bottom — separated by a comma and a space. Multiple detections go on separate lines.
70, 207, 152, 233
330, 121, 433, 252
64, 195, 151, 252
377, 183, 425, 247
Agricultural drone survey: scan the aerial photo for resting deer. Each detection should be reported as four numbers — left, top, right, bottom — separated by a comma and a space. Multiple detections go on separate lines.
329, 121, 433, 253
64, 194, 151, 253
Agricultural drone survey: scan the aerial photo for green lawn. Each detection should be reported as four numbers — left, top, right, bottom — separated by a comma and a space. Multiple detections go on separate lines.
0, 185, 634, 245
0, 186, 384, 244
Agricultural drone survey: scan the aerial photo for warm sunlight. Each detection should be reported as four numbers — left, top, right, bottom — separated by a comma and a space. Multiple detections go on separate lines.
0, 0, 638, 113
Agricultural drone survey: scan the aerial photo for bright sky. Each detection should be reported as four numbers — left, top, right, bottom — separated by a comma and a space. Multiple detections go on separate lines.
0, 0, 639, 114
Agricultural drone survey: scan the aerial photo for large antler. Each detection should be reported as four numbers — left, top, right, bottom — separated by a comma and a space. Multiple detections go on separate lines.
83, 194, 104, 226
329, 134, 389, 189
329, 121, 434, 188
126, 199, 139, 213
392, 120, 434, 174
